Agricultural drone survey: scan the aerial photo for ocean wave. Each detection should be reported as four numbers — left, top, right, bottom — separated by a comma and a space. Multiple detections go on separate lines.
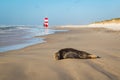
0, 25, 33, 30
0, 26, 40, 34
0, 26, 16, 30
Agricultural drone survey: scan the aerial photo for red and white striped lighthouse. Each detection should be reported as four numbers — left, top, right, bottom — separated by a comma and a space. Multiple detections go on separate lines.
43, 17, 48, 28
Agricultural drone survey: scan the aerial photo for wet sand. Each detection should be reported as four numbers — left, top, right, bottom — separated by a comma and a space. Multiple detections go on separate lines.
0, 27, 120, 80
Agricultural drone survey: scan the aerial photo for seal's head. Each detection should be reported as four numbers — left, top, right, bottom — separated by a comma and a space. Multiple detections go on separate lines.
54, 52, 60, 60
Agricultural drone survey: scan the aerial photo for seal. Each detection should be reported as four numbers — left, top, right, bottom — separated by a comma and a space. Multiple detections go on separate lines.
54, 48, 100, 60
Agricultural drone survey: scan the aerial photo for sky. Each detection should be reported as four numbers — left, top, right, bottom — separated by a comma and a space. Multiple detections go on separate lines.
0, 0, 120, 26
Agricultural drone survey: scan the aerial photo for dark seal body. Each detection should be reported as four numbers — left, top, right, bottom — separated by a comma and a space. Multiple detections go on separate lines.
54, 48, 100, 60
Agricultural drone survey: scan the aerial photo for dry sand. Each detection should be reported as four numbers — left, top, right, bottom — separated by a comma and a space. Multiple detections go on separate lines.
0, 27, 120, 80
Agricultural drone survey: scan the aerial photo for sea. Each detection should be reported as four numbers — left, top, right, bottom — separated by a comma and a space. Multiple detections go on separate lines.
0, 25, 66, 52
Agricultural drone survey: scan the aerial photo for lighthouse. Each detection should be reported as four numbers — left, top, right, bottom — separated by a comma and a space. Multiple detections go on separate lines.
43, 17, 48, 28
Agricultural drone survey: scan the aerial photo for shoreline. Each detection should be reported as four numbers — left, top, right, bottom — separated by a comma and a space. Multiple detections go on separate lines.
0, 27, 67, 52
0, 27, 120, 80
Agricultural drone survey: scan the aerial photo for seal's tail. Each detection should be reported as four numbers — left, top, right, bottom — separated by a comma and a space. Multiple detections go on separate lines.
88, 55, 101, 59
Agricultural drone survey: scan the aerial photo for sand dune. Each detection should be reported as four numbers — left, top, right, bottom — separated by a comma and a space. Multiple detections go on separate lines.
0, 27, 120, 80
61, 23, 120, 31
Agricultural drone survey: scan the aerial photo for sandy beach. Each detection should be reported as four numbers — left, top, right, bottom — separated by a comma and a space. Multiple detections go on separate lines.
0, 27, 120, 80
